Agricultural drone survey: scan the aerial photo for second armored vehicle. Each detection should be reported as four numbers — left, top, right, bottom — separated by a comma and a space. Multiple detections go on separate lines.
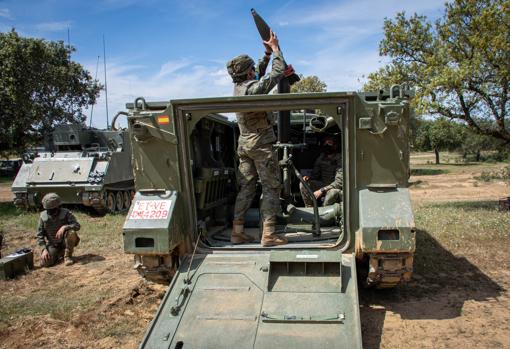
12, 124, 134, 213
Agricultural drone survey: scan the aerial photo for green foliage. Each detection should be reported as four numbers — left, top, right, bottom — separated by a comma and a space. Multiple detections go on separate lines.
364, 0, 510, 142
415, 118, 463, 150
413, 116, 509, 162
414, 117, 466, 164
0, 30, 102, 155
291, 75, 327, 93
460, 127, 503, 160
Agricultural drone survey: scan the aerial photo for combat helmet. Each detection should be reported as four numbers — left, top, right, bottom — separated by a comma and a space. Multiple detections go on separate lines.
226, 54, 255, 82
42, 193, 62, 210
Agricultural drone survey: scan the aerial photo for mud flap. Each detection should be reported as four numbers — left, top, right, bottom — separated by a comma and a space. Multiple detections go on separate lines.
140, 251, 362, 349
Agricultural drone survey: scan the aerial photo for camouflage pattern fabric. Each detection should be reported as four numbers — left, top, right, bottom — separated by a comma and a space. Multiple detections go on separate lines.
234, 143, 281, 222
300, 180, 342, 207
233, 51, 286, 223
37, 208, 81, 267
300, 153, 343, 207
36, 208, 80, 247
40, 230, 80, 267
41, 192, 62, 209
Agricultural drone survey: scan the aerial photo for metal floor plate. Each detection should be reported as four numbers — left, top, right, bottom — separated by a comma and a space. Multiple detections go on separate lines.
139, 253, 361, 349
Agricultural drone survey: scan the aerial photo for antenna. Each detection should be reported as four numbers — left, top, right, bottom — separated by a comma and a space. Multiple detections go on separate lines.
89, 55, 100, 127
67, 27, 71, 59
103, 35, 110, 130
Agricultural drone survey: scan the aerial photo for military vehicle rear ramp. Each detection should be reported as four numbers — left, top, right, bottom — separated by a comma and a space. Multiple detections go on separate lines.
140, 251, 362, 349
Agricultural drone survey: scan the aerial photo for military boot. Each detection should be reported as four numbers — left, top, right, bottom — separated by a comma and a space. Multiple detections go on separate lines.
64, 248, 74, 266
261, 221, 288, 247
231, 220, 255, 244
64, 230, 79, 266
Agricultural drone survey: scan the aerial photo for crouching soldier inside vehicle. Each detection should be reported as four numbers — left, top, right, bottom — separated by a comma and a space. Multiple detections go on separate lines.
37, 193, 81, 267
300, 136, 343, 207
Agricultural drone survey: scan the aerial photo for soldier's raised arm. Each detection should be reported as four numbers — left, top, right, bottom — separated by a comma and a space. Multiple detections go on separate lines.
247, 30, 285, 95
255, 52, 271, 78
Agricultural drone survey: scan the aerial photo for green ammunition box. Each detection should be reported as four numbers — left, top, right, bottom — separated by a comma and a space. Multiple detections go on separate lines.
0, 250, 34, 280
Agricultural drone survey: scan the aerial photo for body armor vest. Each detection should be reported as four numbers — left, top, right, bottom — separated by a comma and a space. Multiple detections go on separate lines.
234, 80, 273, 136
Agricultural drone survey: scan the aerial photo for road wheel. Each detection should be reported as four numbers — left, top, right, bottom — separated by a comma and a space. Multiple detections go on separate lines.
115, 191, 124, 211
123, 191, 131, 210
106, 192, 116, 213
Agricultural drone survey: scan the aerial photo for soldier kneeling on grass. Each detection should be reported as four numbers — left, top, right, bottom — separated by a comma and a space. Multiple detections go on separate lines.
36, 193, 81, 267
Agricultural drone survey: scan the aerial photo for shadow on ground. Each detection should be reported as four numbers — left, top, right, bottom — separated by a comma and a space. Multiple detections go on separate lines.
74, 253, 106, 264
410, 168, 448, 176
359, 228, 504, 349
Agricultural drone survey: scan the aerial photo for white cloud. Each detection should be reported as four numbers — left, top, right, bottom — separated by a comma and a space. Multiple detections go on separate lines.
83, 0, 446, 128
272, 0, 444, 93
286, 0, 444, 26
84, 58, 232, 129
0, 8, 12, 20
156, 59, 191, 78
35, 21, 72, 32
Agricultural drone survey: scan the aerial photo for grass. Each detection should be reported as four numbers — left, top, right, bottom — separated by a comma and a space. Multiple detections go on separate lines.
0, 203, 128, 329
0, 286, 104, 322
415, 200, 510, 248
0, 202, 126, 254
474, 165, 510, 183
410, 151, 464, 165
0, 203, 39, 242
99, 318, 134, 338
0, 176, 13, 184
410, 151, 509, 175
377, 199, 510, 298
1, 154, 508, 346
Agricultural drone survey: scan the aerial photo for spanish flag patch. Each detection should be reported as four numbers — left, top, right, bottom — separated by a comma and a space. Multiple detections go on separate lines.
157, 115, 170, 125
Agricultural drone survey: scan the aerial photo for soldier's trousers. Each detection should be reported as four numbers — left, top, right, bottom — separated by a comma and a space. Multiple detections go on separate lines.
299, 180, 342, 207
40, 230, 80, 267
234, 143, 281, 223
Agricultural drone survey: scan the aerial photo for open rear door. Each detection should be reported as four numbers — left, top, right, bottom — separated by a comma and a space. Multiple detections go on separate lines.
140, 250, 362, 349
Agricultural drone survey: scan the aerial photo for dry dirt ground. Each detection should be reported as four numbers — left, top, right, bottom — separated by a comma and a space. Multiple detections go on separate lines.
0, 182, 13, 203
361, 155, 510, 349
0, 155, 509, 348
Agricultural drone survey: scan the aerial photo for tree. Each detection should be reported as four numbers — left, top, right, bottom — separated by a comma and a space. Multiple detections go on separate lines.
415, 118, 464, 164
364, 0, 510, 142
291, 75, 327, 93
461, 126, 504, 161
0, 30, 101, 155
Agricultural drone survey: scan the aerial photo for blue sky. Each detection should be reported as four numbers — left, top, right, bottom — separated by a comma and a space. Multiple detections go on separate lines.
0, 0, 445, 128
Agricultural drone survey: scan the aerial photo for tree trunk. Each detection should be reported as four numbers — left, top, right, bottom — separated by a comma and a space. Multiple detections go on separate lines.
434, 148, 440, 164
476, 150, 481, 162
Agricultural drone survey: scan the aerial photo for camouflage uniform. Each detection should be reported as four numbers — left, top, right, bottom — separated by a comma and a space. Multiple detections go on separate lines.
300, 153, 343, 207
232, 52, 286, 223
36, 208, 80, 267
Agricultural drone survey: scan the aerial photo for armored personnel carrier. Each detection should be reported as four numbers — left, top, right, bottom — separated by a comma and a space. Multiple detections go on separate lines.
12, 124, 134, 213
120, 87, 415, 348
